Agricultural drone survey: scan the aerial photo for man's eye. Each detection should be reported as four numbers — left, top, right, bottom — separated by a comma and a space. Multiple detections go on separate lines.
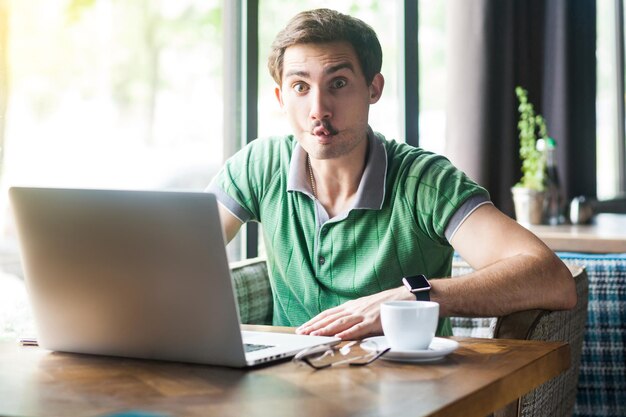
331, 79, 347, 89
293, 83, 309, 93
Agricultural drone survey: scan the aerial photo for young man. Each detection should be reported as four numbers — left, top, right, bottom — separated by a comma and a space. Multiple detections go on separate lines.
208, 8, 576, 340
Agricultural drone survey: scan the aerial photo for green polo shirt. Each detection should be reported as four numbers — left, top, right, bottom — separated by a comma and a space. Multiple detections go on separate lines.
208, 129, 491, 336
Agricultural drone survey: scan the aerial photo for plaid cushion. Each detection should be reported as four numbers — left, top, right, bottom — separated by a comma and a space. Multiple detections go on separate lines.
230, 258, 273, 325
557, 252, 626, 417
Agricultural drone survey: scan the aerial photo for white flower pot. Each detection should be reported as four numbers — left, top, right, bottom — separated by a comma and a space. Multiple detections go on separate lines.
511, 187, 545, 225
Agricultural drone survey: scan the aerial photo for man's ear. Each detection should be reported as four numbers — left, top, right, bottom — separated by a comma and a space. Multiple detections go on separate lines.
275, 86, 284, 108
368, 73, 385, 104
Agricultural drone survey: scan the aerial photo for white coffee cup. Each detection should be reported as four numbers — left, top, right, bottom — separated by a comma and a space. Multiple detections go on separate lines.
380, 300, 439, 351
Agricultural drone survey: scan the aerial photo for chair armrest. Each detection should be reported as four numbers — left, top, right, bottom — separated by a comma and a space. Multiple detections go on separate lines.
493, 309, 545, 340
494, 266, 587, 342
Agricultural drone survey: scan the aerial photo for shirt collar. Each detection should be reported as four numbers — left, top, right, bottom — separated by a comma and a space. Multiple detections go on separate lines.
287, 127, 387, 210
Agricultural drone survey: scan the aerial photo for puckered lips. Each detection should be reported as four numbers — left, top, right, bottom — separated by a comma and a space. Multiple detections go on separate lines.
310, 120, 339, 143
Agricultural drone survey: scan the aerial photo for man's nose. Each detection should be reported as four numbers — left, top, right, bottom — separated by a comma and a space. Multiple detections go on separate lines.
309, 88, 332, 120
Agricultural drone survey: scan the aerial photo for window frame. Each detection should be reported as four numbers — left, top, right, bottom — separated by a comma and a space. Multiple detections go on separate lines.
617, 0, 626, 192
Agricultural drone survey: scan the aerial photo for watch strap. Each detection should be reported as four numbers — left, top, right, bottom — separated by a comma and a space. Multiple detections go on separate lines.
412, 290, 430, 302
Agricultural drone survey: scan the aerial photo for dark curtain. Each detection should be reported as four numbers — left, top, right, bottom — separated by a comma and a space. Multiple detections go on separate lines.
444, 0, 596, 217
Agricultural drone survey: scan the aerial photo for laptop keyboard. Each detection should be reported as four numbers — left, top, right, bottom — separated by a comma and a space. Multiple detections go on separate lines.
244, 343, 274, 353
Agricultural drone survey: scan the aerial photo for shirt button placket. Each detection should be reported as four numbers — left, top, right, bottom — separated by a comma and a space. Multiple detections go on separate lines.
317, 226, 328, 270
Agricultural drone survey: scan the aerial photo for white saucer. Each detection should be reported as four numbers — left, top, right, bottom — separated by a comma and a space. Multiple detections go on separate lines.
361, 336, 459, 363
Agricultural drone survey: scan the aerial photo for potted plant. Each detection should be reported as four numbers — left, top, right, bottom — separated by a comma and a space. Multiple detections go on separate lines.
511, 86, 548, 225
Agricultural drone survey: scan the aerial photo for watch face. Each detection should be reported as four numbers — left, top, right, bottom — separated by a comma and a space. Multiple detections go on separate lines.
403, 274, 431, 292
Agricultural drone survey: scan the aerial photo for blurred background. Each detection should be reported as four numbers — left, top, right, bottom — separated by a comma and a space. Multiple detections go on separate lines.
0, 0, 621, 337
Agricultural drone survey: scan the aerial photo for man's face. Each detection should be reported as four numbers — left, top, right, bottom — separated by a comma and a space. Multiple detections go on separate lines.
275, 41, 383, 160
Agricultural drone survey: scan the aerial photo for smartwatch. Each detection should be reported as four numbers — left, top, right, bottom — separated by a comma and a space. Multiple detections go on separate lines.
402, 274, 431, 301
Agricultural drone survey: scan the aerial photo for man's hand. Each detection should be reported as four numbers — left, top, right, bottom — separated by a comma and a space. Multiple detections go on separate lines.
295, 286, 411, 340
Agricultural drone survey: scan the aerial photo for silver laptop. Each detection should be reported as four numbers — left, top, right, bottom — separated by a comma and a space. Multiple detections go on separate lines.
9, 187, 339, 367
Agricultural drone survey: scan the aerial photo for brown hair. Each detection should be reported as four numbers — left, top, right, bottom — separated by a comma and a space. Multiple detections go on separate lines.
267, 8, 382, 86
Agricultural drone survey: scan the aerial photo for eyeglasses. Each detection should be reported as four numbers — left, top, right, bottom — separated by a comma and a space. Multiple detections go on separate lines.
292, 340, 390, 370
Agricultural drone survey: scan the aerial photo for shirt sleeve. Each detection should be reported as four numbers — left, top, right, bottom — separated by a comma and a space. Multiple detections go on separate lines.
444, 196, 493, 241
205, 136, 288, 224
205, 140, 264, 223
404, 153, 491, 245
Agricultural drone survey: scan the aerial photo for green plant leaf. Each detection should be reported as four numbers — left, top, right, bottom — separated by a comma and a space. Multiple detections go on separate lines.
515, 85, 549, 192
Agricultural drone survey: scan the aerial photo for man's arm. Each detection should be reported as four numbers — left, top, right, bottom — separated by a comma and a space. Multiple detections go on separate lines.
436, 203, 576, 317
297, 204, 577, 339
217, 202, 243, 244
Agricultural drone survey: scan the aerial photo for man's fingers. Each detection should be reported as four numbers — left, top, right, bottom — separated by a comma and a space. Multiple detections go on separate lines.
309, 315, 363, 337
297, 305, 343, 329
334, 321, 371, 340
296, 310, 351, 335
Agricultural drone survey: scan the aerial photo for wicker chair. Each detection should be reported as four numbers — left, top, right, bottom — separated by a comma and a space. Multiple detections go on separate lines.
450, 261, 588, 417
230, 258, 588, 417
492, 265, 588, 417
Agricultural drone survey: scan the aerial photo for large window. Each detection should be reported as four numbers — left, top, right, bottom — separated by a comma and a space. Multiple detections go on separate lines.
0, 0, 224, 241
596, 0, 626, 199
0, 0, 226, 339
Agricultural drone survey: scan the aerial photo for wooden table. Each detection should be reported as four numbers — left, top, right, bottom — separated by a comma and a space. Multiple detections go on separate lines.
0, 326, 570, 417
526, 213, 626, 253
